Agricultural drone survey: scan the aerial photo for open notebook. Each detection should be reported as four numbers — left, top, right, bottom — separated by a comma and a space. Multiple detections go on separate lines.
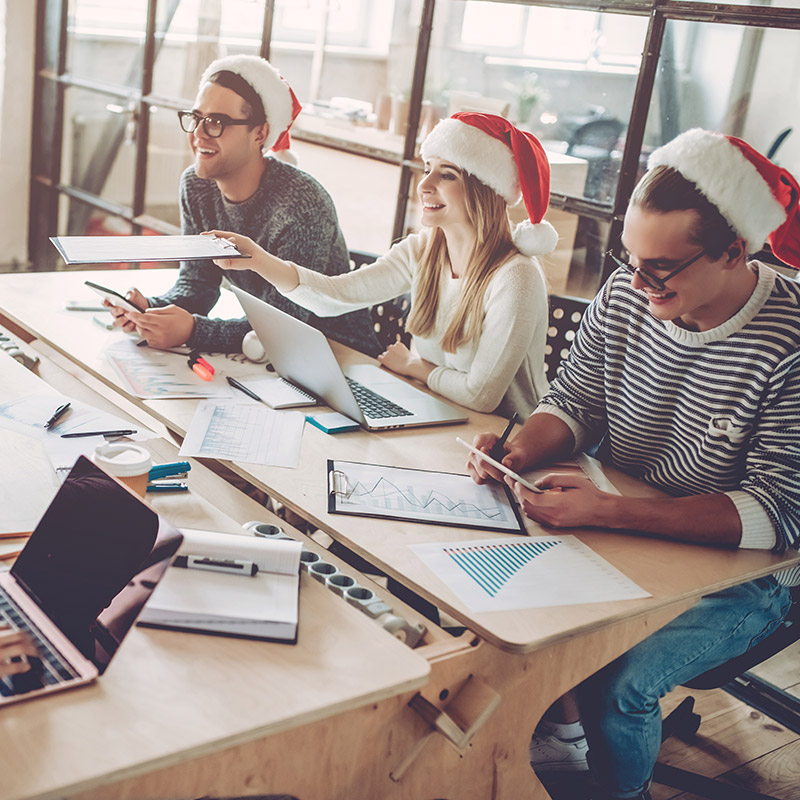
138, 529, 302, 643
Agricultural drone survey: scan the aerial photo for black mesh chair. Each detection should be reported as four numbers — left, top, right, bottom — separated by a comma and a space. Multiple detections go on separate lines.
654, 585, 800, 800
566, 118, 625, 200
546, 295, 589, 380
348, 249, 411, 350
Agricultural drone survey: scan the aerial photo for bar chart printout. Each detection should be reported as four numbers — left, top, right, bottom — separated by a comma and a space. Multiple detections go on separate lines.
411, 536, 651, 612
327, 461, 525, 532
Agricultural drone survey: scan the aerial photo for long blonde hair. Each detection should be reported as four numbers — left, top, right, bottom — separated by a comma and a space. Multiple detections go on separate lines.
406, 173, 517, 352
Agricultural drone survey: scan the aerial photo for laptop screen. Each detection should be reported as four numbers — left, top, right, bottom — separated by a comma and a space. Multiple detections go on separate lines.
11, 456, 183, 673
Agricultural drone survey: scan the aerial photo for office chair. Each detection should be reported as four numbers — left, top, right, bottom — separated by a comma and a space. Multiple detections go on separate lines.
566, 119, 625, 201
654, 585, 800, 800
348, 249, 411, 350
546, 295, 590, 379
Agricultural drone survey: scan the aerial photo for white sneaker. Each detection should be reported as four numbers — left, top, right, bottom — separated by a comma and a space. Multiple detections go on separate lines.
529, 732, 589, 772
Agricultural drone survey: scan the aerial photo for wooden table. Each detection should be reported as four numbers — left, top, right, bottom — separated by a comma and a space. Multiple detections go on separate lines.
0, 343, 430, 800
2, 269, 798, 800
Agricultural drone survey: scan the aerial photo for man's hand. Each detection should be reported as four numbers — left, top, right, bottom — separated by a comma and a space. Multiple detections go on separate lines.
123, 305, 196, 349
105, 287, 149, 332
0, 624, 38, 678
466, 432, 532, 485
505, 472, 614, 528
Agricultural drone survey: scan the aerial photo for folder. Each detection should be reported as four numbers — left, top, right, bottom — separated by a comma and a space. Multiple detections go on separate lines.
49, 234, 250, 265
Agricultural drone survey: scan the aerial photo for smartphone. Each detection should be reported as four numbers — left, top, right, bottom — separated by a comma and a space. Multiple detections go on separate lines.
84, 280, 145, 314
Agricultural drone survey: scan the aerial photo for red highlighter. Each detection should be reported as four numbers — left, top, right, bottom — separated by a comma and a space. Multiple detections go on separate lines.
188, 353, 214, 381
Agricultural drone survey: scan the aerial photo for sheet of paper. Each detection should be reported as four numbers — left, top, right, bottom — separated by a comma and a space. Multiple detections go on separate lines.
179, 400, 305, 468
40, 434, 106, 483
105, 339, 232, 399
330, 461, 523, 532
0, 392, 155, 443
50, 233, 249, 264
0, 430, 60, 536
411, 535, 650, 612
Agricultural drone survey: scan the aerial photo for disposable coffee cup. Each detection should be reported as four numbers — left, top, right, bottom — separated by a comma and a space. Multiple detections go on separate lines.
93, 443, 152, 498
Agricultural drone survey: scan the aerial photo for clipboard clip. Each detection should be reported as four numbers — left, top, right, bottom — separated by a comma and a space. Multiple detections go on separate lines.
210, 234, 240, 253
328, 469, 349, 497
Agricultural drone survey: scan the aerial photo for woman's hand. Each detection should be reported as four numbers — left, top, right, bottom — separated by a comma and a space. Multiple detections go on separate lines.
205, 230, 300, 291
377, 342, 435, 383
505, 472, 616, 529
205, 230, 265, 271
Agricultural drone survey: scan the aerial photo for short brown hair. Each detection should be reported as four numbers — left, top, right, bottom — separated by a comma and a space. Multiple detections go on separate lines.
631, 165, 737, 258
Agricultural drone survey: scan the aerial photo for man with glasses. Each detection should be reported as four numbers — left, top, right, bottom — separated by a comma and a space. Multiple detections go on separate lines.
467, 128, 800, 800
109, 54, 380, 357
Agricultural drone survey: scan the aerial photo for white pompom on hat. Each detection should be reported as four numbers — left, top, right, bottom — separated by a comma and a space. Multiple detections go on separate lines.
648, 128, 800, 269
200, 54, 302, 155
420, 112, 558, 256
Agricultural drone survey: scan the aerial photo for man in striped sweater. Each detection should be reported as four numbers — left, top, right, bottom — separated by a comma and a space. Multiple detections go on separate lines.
468, 128, 800, 800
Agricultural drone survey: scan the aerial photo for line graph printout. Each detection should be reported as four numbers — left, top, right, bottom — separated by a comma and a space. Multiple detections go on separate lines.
327, 460, 525, 532
411, 536, 650, 612
180, 401, 305, 468
105, 339, 232, 399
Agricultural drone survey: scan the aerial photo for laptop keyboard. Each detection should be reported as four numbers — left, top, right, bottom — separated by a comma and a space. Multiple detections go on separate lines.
345, 377, 412, 419
0, 586, 80, 696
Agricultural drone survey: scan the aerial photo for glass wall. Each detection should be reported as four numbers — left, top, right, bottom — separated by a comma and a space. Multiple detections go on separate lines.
31, 0, 800, 293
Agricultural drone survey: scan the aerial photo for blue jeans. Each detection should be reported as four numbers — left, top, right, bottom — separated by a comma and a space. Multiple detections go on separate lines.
576, 577, 792, 799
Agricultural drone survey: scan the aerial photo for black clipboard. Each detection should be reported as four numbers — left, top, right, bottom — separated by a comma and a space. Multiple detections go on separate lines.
327, 459, 526, 534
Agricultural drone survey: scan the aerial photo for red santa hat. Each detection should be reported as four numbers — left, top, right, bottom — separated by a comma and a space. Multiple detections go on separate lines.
648, 128, 800, 269
200, 54, 302, 156
419, 112, 558, 256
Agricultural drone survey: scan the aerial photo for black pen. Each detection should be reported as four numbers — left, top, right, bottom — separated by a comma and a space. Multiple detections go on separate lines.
43, 402, 71, 429
489, 412, 521, 461
61, 429, 137, 439
227, 376, 265, 403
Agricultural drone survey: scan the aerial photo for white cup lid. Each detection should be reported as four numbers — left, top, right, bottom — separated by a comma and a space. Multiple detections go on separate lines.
93, 443, 152, 477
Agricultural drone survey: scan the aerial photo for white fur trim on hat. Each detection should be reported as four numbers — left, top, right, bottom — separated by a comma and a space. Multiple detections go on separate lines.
420, 118, 520, 205
200, 55, 294, 152
513, 220, 558, 256
648, 128, 786, 249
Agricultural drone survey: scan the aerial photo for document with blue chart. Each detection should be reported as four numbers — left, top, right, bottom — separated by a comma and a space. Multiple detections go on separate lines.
327, 460, 525, 533
411, 536, 651, 612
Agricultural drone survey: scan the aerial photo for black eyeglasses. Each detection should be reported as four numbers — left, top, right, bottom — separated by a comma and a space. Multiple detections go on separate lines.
177, 110, 258, 138
606, 247, 707, 292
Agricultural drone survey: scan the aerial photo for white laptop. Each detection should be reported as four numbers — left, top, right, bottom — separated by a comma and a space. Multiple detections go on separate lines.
232, 286, 468, 431
0, 456, 183, 707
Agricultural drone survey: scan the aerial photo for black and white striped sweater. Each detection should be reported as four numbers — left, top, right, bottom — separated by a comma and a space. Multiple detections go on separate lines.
537, 263, 800, 586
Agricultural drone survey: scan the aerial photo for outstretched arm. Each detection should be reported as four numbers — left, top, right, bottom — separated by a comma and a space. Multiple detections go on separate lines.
208, 230, 301, 292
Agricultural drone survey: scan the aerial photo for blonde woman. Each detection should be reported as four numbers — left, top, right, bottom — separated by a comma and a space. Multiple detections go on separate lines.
213, 112, 557, 417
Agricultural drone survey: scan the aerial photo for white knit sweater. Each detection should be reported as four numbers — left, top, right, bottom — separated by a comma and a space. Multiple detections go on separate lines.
282, 231, 550, 417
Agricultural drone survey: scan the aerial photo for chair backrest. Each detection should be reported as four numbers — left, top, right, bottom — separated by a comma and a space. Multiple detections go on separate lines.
348, 250, 412, 351
566, 118, 625, 155
685, 585, 800, 690
546, 294, 589, 380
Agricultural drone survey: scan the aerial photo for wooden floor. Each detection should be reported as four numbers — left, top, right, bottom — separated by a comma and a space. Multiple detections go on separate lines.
543, 641, 800, 800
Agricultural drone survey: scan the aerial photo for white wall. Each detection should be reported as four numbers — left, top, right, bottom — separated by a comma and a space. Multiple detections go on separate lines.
0, 0, 35, 266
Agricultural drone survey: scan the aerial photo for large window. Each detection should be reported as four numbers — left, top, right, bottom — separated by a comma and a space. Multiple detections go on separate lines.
31, 0, 800, 295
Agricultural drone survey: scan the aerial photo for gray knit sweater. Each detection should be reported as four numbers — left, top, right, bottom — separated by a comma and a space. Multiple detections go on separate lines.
150, 158, 381, 356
